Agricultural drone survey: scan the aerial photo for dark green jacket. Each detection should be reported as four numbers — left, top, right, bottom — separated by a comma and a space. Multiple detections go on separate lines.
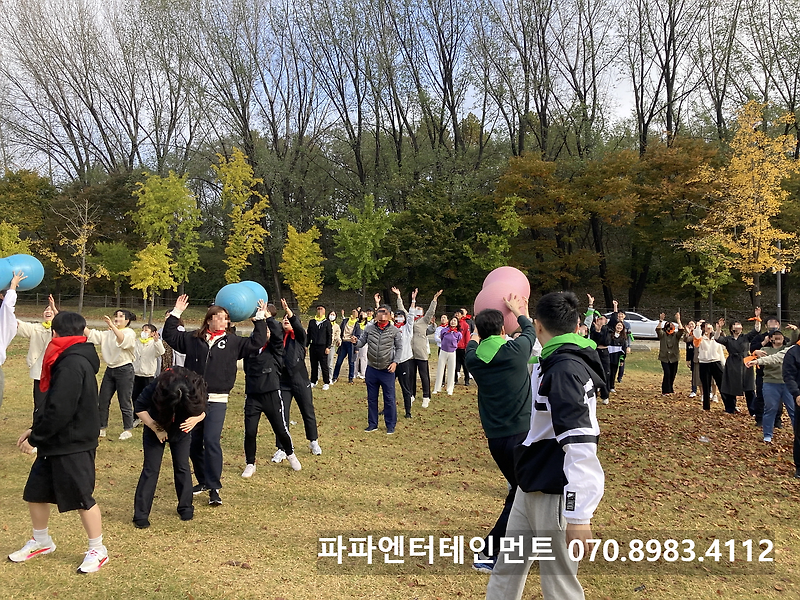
465, 315, 536, 439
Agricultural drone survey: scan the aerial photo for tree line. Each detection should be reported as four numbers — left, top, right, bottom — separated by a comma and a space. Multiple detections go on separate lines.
0, 0, 798, 315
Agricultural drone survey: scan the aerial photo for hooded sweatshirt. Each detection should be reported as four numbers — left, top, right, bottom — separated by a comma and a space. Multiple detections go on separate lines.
515, 334, 606, 525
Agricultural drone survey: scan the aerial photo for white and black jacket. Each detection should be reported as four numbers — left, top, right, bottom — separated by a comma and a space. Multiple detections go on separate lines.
514, 342, 606, 524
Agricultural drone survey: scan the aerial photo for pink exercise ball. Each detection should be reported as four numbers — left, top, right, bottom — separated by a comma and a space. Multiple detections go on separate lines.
482, 266, 530, 299
474, 280, 528, 334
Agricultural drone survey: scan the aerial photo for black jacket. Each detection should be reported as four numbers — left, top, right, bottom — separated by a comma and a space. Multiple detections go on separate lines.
783, 344, 800, 400
281, 315, 309, 386
134, 372, 208, 435
244, 317, 285, 394
29, 342, 100, 456
163, 315, 266, 394
307, 317, 332, 348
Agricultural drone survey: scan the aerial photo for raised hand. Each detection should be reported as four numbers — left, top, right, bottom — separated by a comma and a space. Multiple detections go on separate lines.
175, 294, 189, 312
659, 312, 666, 321
433, 289, 443, 300
48, 294, 58, 315
281, 298, 293, 319
391, 286, 401, 296
587, 294, 594, 306
411, 288, 418, 301
9, 270, 26, 290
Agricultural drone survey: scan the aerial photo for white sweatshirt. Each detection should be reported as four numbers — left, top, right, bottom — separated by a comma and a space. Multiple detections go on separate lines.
86, 327, 136, 367
16, 320, 53, 379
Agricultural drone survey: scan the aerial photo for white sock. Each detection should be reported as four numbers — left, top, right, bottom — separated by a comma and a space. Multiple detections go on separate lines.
88, 535, 103, 550
32, 528, 51, 544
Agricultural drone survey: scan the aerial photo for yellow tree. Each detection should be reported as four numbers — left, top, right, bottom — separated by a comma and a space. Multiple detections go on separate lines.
684, 101, 800, 301
0, 221, 33, 256
213, 148, 269, 283
280, 225, 323, 313
127, 242, 178, 322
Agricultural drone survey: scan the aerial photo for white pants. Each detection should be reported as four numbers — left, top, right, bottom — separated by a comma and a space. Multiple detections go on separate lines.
356, 345, 368, 378
486, 490, 584, 600
433, 350, 456, 395
328, 344, 338, 380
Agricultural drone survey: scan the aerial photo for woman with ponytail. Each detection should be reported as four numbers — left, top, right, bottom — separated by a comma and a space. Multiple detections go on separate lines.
132, 367, 207, 528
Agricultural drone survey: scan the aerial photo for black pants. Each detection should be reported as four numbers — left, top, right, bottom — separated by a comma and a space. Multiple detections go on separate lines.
699, 362, 724, 410
279, 382, 318, 448
190, 401, 226, 490
134, 426, 193, 523
455, 348, 470, 384
396, 359, 414, 416
132, 375, 155, 407
485, 432, 527, 556
410, 358, 431, 399
609, 352, 623, 388
244, 391, 293, 464
617, 359, 626, 382
660, 361, 679, 394
309, 345, 330, 385
596, 348, 610, 400
98, 363, 135, 430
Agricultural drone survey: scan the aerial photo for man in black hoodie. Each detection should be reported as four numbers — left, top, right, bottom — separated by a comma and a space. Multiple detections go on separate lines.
10, 312, 109, 574
486, 292, 605, 600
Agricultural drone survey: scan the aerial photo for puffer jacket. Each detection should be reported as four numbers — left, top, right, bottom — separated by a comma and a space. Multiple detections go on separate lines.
356, 321, 403, 370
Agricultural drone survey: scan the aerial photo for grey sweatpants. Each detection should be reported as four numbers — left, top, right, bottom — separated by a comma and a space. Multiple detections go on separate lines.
486, 490, 585, 600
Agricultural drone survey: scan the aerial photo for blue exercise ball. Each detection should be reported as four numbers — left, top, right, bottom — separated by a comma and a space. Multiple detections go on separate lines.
4, 254, 44, 291
240, 280, 269, 316
0, 258, 13, 289
214, 283, 258, 322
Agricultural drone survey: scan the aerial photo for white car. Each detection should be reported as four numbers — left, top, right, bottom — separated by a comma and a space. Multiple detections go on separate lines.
603, 311, 676, 340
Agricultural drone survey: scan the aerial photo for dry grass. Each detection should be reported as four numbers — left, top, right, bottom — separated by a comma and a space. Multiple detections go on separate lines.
0, 340, 797, 599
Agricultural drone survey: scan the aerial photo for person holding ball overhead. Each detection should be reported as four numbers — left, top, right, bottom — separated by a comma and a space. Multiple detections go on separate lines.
162, 294, 267, 506
0, 270, 26, 408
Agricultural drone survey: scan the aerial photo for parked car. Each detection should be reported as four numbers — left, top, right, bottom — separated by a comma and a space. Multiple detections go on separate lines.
602, 311, 678, 340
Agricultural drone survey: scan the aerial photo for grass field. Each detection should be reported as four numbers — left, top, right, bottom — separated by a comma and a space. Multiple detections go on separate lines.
0, 336, 797, 599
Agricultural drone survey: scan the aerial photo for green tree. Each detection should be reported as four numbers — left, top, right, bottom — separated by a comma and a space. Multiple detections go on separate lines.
325, 195, 395, 304
0, 169, 55, 233
131, 171, 207, 290
213, 148, 269, 284
92, 241, 134, 308
127, 242, 178, 322
0, 221, 33, 256
280, 225, 323, 313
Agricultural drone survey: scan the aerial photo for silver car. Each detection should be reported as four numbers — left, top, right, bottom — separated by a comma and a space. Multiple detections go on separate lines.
603, 311, 673, 340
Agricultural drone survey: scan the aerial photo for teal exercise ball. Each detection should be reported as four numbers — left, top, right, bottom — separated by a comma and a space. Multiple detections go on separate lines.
0, 258, 13, 289
214, 283, 258, 322
240, 281, 268, 317
4, 254, 45, 290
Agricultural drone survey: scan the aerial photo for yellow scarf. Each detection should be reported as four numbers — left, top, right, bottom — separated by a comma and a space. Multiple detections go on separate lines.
314, 315, 326, 323
41, 321, 52, 329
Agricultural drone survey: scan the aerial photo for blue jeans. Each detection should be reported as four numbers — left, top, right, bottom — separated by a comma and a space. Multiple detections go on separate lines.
332, 341, 355, 381
365, 365, 397, 431
762, 383, 796, 439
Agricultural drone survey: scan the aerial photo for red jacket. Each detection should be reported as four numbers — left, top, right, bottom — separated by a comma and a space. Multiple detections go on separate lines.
457, 318, 471, 349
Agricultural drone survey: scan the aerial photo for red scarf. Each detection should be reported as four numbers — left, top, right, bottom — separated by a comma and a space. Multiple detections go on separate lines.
394, 321, 404, 329
207, 329, 226, 345
376, 320, 389, 330
283, 330, 295, 346
449, 326, 458, 332
40, 336, 87, 392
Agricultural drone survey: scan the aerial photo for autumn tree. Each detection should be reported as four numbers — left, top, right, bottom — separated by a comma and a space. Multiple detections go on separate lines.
684, 101, 800, 302
213, 148, 269, 284
51, 198, 106, 312
127, 242, 178, 322
280, 224, 323, 313
92, 241, 134, 308
131, 171, 207, 291
0, 221, 33, 256
325, 195, 394, 305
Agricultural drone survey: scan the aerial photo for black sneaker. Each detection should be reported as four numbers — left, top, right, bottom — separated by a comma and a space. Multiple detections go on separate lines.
133, 519, 150, 529
364, 426, 378, 432
208, 489, 222, 506
404, 413, 412, 419
192, 484, 208, 495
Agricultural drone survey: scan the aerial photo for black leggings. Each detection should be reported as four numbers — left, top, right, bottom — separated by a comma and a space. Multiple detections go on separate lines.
660, 361, 678, 394
244, 391, 294, 464
699, 361, 724, 410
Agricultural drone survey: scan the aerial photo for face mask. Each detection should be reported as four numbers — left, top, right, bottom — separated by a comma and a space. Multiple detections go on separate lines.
395, 316, 405, 324
141, 331, 150, 340
329, 313, 336, 321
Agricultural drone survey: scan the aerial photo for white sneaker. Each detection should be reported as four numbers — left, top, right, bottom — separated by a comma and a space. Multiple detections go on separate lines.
119, 430, 133, 440
602, 398, 609, 405
410, 396, 415, 404
322, 384, 329, 391
309, 440, 322, 455
310, 382, 316, 388
712, 394, 719, 403
422, 398, 430, 408
242, 464, 256, 478
286, 453, 302, 471
99, 428, 107, 438
331, 379, 337, 384
271, 449, 287, 463
689, 392, 697, 398
77, 545, 108, 573
610, 388, 617, 393
8, 538, 56, 562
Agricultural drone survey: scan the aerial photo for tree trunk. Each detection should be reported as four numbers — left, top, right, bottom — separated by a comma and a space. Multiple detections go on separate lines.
115, 276, 121, 308
782, 271, 791, 325
589, 215, 613, 308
